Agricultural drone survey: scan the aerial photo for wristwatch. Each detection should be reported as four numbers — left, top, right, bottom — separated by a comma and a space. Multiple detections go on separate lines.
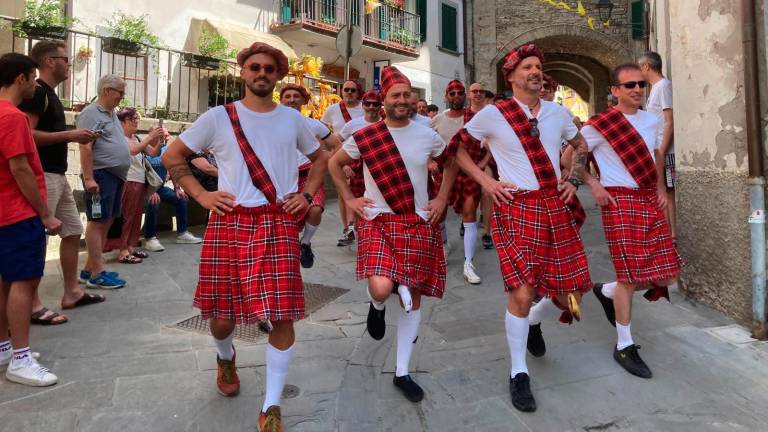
302, 192, 313, 204
568, 178, 583, 188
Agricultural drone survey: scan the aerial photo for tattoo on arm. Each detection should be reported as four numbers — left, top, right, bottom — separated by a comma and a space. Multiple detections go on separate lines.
168, 163, 193, 183
568, 133, 588, 181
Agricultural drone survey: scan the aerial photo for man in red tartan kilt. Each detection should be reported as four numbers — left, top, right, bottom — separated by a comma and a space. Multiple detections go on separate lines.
581, 63, 683, 380
328, 66, 458, 403
280, 83, 341, 269
449, 44, 592, 413
162, 42, 329, 432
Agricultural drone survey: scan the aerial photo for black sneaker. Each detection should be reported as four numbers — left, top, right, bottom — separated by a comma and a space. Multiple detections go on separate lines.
459, 223, 464, 237
337, 229, 352, 247
393, 375, 424, 402
509, 373, 537, 412
614, 344, 653, 379
526, 324, 546, 357
592, 283, 616, 327
482, 234, 493, 249
366, 302, 386, 340
300, 243, 314, 268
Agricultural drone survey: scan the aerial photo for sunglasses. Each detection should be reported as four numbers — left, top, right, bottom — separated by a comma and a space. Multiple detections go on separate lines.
247, 63, 276, 74
363, 101, 381, 107
448, 91, 465, 97
49, 56, 70, 63
529, 118, 540, 138
616, 80, 647, 90
343, 88, 358, 93
470, 89, 485, 94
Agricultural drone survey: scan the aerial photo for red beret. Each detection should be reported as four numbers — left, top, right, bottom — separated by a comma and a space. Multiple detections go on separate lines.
445, 80, 465, 96
236, 42, 289, 79
361, 89, 382, 103
542, 73, 558, 90
501, 44, 545, 84
380, 66, 411, 97
280, 84, 311, 102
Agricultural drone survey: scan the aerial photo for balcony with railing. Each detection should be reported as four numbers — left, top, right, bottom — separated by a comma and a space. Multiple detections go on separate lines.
272, 0, 421, 59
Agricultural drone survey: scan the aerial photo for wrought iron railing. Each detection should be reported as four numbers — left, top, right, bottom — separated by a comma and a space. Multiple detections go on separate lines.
276, 0, 421, 51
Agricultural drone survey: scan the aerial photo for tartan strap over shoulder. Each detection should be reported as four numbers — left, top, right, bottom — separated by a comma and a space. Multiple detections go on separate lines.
495, 99, 559, 189
224, 103, 278, 203
339, 101, 352, 122
353, 121, 415, 214
588, 108, 658, 188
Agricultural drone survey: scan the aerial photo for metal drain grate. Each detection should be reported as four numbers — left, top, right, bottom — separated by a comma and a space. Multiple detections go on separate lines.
171, 282, 349, 343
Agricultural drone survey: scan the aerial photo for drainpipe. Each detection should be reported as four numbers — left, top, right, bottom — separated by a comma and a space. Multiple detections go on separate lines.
743, 0, 767, 340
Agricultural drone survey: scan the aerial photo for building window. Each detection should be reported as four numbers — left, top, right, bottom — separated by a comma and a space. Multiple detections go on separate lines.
631, 0, 645, 40
416, 0, 427, 43
439, 1, 458, 52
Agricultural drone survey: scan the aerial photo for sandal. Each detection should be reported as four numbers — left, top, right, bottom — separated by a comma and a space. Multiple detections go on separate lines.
118, 255, 143, 264
62, 293, 106, 310
30, 307, 68, 325
131, 250, 149, 259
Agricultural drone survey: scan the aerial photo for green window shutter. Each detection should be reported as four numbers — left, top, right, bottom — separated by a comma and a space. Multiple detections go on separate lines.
417, 0, 427, 42
631, 0, 645, 39
441, 3, 457, 51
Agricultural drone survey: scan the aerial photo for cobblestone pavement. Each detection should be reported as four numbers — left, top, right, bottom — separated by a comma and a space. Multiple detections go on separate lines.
2, 191, 767, 431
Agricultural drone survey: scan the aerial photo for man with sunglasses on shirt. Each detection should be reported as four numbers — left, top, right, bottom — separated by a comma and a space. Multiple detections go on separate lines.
162, 42, 329, 432
449, 44, 591, 413
582, 63, 682, 380
323, 79, 365, 247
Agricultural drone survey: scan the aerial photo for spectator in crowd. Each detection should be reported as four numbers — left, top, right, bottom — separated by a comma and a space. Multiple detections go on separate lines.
142, 144, 206, 252
417, 98, 429, 116
0, 53, 60, 386
103, 108, 166, 263
426, 104, 439, 118
19, 40, 105, 323
484, 90, 495, 105
75, 74, 131, 289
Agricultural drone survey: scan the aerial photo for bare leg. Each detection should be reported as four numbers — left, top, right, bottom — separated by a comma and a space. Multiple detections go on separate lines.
84, 220, 112, 275
8, 279, 40, 349
59, 235, 84, 305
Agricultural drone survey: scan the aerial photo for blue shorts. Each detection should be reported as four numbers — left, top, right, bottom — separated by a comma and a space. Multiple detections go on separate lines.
0, 217, 45, 282
84, 169, 124, 221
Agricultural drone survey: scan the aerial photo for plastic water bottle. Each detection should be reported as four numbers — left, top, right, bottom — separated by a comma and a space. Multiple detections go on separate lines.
91, 192, 102, 219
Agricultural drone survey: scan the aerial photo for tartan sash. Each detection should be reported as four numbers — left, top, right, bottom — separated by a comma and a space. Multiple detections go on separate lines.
353, 121, 415, 214
588, 108, 658, 188
224, 103, 278, 204
339, 101, 352, 122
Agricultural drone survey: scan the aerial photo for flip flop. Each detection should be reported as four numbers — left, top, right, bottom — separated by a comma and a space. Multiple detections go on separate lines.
118, 255, 143, 264
30, 307, 68, 325
132, 250, 149, 259
62, 293, 106, 310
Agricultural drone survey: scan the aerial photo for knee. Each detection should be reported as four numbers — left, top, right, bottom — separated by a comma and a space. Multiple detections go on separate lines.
368, 278, 393, 301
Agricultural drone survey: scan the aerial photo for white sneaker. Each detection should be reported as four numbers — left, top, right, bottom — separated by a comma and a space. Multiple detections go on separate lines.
5, 356, 57, 386
463, 262, 482, 285
176, 231, 202, 244
144, 237, 165, 251
0, 351, 40, 372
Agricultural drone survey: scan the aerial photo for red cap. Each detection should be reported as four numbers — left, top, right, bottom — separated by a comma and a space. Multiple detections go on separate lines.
501, 44, 545, 84
236, 42, 289, 79
542, 73, 558, 90
280, 84, 311, 103
445, 80, 465, 96
380, 66, 411, 97
361, 89, 382, 103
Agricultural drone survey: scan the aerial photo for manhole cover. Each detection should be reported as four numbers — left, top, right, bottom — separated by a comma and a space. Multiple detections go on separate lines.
171, 282, 349, 343
282, 384, 300, 399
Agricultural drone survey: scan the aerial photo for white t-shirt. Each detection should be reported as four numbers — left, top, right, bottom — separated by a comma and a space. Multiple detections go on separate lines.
582, 110, 661, 188
321, 102, 364, 134
463, 99, 578, 190
342, 121, 446, 221
412, 113, 431, 127
339, 117, 378, 141
179, 102, 319, 207
125, 136, 146, 183
645, 78, 673, 154
297, 117, 331, 166
431, 110, 464, 143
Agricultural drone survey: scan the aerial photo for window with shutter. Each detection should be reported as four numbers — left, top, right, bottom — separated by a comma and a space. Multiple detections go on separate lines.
440, 2, 457, 52
416, 0, 427, 42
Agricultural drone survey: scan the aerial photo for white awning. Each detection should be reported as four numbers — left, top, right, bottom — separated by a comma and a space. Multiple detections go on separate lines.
185, 18, 298, 60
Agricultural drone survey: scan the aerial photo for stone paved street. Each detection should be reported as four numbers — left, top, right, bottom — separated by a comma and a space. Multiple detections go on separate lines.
3, 191, 768, 432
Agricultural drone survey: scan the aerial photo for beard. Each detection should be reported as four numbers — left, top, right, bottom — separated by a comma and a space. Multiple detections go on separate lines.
246, 78, 275, 97
385, 103, 410, 121
449, 99, 465, 110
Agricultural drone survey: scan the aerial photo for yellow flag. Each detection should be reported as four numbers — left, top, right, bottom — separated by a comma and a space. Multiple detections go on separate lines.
603, 19, 611, 28
577, 1, 587, 16
557, 1, 571, 10
587, 16, 595, 30
365, 0, 381, 14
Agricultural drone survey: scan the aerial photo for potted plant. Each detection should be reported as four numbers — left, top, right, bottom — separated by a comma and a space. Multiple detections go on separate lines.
75, 45, 93, 64
183, 28, 237, 71
9, 0, 73, 40
102, 12, 159, 57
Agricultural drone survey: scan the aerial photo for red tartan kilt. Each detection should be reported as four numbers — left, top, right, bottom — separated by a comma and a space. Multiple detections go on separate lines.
348, 160, 365, 198
601, 187, 683, 284
491, 190, 591, 297
298, 163, 325, 213
194, 205, 304, 323
357, 213, 446, 298
450, 172, 482, 214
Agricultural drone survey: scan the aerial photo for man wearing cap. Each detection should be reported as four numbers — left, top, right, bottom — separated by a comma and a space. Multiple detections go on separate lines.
323, 79, 364, 247
540, 73, 557, 102
162, 42, 329, 432
280, 83, 341, 268
449, 44, 591, 413
329, 67, 458, 403
338, 89, 384, 143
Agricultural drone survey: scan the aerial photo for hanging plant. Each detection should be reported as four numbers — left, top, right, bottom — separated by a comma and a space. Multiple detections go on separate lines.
75, 45, 93, 64
381, 0, 405, 10
7, 0, 74, 40
103, 12, 160, 56
184, 28, 237, 71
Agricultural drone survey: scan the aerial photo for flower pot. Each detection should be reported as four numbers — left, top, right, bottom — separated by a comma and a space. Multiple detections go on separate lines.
183, 54, 221, 71
102, 37, 146, 57
20, 24, 67, 40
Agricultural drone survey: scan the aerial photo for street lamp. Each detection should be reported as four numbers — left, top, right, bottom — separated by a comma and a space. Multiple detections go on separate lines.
595, 0, 614, 23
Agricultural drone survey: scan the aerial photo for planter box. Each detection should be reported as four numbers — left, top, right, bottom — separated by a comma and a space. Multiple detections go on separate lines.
102, 37, 146, 57
183, 54, 221, 71
20, 24, 67, 40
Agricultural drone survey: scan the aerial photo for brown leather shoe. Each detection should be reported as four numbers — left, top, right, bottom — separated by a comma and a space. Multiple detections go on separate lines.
216, 349, 240, 397
258, 405, 282, 432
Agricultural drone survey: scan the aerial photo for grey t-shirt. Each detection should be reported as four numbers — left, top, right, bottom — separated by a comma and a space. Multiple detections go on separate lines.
76, 103, 131, 180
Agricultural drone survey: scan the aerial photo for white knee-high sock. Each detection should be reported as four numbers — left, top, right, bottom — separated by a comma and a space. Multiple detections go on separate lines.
463, 222, 478, 263
528, 297, 561, 325
602, 282, 617, 299
505, 310, 529, 377
300, 223, 319, 245
398, 284, 413, 312
262, 343, 294, 412
616, 322, 634, 350
395, 308, 421, 377
214, 331, 235, 361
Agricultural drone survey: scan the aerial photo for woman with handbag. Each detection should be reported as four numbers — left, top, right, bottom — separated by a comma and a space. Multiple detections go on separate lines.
104, 108, 167, 263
